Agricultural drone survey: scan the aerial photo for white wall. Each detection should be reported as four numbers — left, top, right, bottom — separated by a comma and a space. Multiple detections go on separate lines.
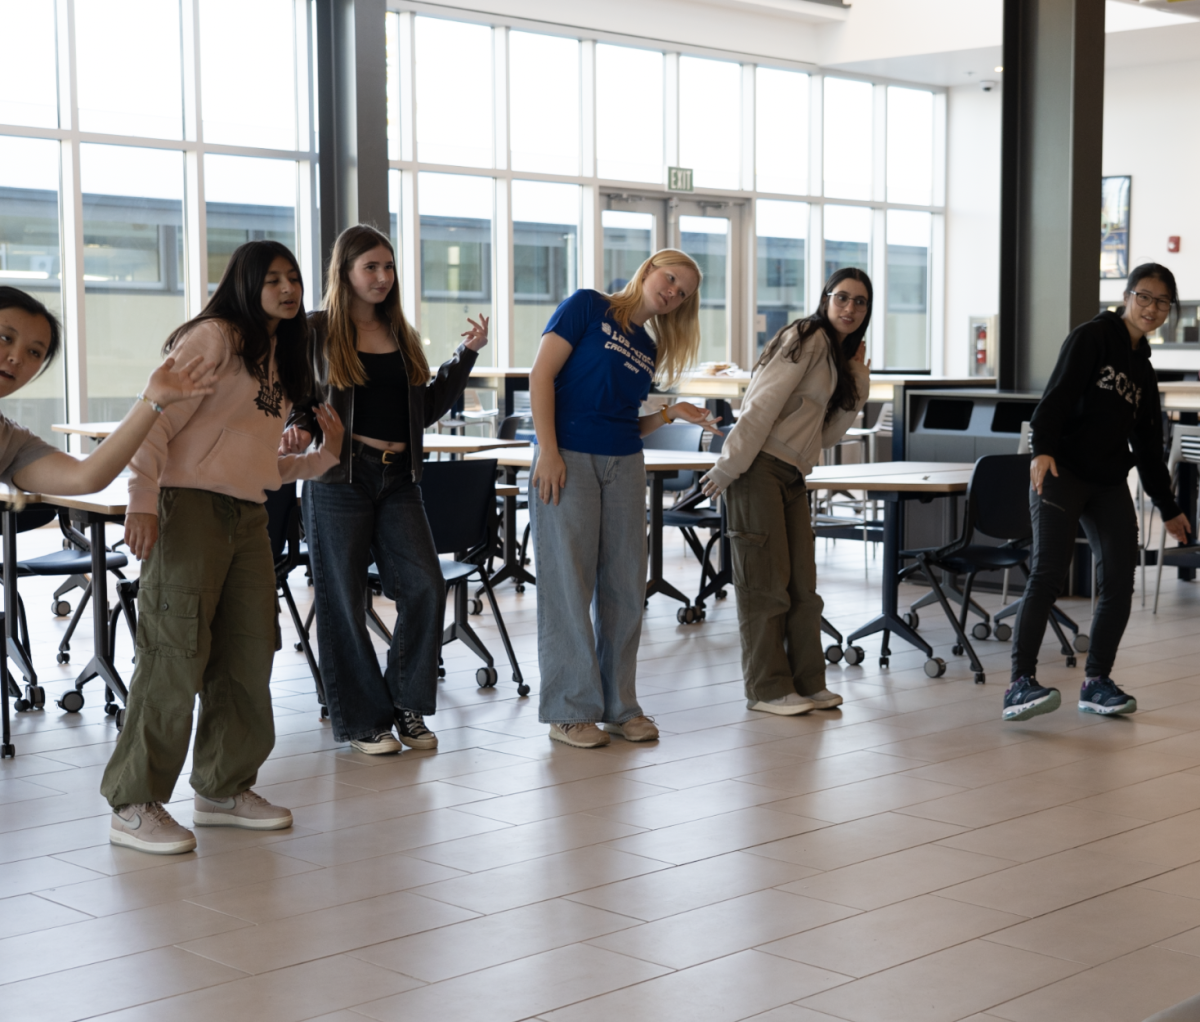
1101, 56, 1200, 307
942, 82, 1002, 375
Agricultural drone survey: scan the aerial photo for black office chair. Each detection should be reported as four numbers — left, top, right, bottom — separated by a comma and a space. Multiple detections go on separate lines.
367, 459, 528, 696
473, 414, 534, 607
643, 420, 705, 495
265, 484, 327, 718
899, 453, 1079, 684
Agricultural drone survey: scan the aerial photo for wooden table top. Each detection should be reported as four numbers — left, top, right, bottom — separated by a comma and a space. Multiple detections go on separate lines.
808, 461, 974, 492
467, 367, 533, 378
467, 449, 720, 472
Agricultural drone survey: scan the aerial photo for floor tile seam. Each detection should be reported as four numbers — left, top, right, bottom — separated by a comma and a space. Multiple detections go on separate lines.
980, 908, 1200, 966
738, 826, 988, 873
398, 817, 656, 867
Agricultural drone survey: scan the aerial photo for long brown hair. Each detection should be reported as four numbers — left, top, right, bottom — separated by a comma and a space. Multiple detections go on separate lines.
322, 225, 429, 388
606, 248, 703, 388
757, 266, 872, 424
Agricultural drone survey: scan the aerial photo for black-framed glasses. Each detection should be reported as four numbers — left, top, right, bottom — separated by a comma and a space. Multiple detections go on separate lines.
828, 291, 868, 309
1127, 289, 1172, 312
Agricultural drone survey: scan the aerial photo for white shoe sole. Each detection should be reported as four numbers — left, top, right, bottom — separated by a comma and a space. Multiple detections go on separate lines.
746, 699, 815, 716
350, 740, 402, 755
604, 726, 659, 742
549, 727, 610, 748
109, 826, 196, 855
192, 809, 293, 830
398, 734, 438, 750
810, 695, 844, 710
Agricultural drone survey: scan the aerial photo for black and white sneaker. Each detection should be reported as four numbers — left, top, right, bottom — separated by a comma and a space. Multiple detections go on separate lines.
350, 732, 402, 755
396, 709, 438, 750
1002, 676, 1061, 721
1079, 677, 1137, 716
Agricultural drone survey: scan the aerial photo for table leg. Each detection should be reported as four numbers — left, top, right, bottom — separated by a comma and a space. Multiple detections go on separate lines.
487, 466, 535, 590
645, 470, 692, 610
847, 492, 933, 663
0, 508, 13, 757
68, 517, 127, 709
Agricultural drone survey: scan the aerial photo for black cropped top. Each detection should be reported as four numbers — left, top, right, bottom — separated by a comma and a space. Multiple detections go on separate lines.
352, 351, 411, 444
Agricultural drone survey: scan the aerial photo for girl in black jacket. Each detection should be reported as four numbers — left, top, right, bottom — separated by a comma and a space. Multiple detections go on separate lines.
1004, 262, 1190, 722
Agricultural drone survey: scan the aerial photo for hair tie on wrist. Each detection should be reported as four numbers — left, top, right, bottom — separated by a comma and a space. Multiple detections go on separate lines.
660, 406, 672, 425
136, 392, 164, 414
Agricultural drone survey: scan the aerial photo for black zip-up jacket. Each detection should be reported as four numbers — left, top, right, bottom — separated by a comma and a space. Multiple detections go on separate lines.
285, 311, 478, 485
1030, 310, 1182, 520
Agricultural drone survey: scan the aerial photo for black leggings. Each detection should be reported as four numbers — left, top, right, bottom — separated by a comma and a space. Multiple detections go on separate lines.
1011, 465, 1138, 682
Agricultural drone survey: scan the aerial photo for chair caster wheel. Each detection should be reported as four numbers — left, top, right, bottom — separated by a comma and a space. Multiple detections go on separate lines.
972, 622, 991, 640
13, 698, 30, 712
104, 702, 118, 716
476, 666, 498, 688
879, 656, 890, 668
903, 612, 919, 629
716, 589, 727, 599
974, 672, 986, 685
30, 685, 44, 709
56, 652, 69, 665
1, 743, 13, 759
677, 606, 701, 624
293, 641, 303, 652
1074, 633, 1090, 653
517, 683, 530, 697
994, 623, 1012, 641
468, 598, 483, 616
51, 599, 70, 617
58, 690, 84, 713
825, 644, 843, 664
952, 644, 964, 657
115, 708, 125, 730
319, 705, 329, 721
924, 657, 947, 678
843, 645, 865, 666
515, 584, 526, 594
1066, 655, 1077, 668
437, 667, 446, 678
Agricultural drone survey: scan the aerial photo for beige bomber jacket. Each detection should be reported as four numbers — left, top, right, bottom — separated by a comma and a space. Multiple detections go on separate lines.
703, 324, 869, 495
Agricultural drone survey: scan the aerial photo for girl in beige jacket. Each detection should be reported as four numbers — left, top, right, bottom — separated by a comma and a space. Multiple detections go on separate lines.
701, 268, 872, 715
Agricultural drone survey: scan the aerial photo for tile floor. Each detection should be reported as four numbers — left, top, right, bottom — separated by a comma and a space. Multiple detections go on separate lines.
4, 517, 1200, 1021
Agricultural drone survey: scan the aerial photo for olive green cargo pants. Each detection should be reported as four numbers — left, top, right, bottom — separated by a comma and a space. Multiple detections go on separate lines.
724, 452, 827, 702
101, 488, 279, 808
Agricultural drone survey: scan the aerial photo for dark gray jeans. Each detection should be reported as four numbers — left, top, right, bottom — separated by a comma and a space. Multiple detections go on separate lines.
1010, 465, 1138, 683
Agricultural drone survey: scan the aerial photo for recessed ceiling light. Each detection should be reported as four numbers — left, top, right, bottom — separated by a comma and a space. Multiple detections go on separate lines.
994, 65, 1004, 72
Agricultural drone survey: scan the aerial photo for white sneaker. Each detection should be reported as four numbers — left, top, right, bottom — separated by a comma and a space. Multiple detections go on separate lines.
350, 732, 402, 755
193, 790, 293, 831
746, 692, 815, 716
808, 688, 844, 710
110, 802, 196, 855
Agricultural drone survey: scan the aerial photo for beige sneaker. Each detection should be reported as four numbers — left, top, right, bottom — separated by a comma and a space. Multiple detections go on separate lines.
604, 716, 659, 742
808, 688, 844, 710
747, 692, 815, 716
548, 722, 611, 748
193, 790, 293, 831
110, 802, 196, 855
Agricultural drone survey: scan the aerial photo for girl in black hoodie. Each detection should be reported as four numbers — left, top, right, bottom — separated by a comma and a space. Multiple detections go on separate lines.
1004, 262, 1190, 722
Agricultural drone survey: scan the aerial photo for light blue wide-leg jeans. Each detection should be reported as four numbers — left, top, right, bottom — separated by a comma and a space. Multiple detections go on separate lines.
530, 447, 647, 725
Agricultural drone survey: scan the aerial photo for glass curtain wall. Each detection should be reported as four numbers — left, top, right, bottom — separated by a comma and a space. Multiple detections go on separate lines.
680, 216, 730, 365
0, 0, 314, 442
512, 181, 580, 366
602, 211, 654, 294
756, 200, 807, 351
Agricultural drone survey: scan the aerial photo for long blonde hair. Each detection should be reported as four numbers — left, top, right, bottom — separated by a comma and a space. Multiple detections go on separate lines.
322, 225, 429, 388
606, 248, 703, 388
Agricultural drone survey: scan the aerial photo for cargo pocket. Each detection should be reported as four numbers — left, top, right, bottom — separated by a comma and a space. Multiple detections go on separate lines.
728, 530, 770, 591
136, 585, 200, 658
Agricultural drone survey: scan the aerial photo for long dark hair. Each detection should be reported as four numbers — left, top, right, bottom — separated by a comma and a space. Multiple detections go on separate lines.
0, 286, 61, 376
322, 224, 429, 388
164, 240, 311, 404
756, 266, 873, 423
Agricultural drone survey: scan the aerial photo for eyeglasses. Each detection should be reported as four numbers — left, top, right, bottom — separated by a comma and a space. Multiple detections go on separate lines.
1127, 289, 1172, 312
828, 291, 868, 310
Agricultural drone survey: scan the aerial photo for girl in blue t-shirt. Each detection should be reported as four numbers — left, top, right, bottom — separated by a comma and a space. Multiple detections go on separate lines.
529, 249, 717, 748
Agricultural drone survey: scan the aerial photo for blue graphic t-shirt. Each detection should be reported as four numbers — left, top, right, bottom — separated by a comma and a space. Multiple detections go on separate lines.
544, 289, 658, 457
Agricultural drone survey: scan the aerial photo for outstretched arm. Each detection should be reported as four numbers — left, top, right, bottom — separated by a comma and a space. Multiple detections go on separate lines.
12, 354, 218, 496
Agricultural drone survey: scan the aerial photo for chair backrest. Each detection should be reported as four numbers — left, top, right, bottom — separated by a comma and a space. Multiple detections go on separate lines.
264, 482, 298, 569
644, 420, 704, 492
1, 504, 58, 535
1167, 423, 1200, 477
964, 453, 1035, 542
708, 425, 731, 456
497, 414, 534, 440
419, 459, 497, 556
875, 402, 894, 433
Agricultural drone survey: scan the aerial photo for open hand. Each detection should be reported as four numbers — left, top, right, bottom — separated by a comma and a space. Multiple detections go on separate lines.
851, 339, 872, 371
532, 449, 567, 505
124, 512, 159, 560
279, 426, 312, 456
700, 473, 722, 499
143, 354, 218, 408
313, 404, 344, 455
462, 314, 490, 352
668, 402, 723, 436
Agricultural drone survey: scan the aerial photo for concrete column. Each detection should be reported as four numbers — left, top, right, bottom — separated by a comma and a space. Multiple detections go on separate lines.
315, 0, 389, 271
998, 0, 1106, 392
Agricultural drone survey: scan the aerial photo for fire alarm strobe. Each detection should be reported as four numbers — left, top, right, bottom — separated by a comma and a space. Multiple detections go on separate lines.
1168, 236, 1181, 253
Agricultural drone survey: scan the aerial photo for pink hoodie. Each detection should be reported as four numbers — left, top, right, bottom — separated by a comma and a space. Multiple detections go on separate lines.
128, 319, 336, 516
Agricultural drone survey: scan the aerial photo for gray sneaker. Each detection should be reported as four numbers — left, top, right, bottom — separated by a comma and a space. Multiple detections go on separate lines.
808, 688, 844, 710
193, 790, 293, 830
548, 722, 611, 748
110, 802, 196, 855
747, 692, 815, 716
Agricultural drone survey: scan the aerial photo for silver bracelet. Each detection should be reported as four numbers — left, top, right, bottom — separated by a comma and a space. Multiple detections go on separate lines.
136, 392, 164, 414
